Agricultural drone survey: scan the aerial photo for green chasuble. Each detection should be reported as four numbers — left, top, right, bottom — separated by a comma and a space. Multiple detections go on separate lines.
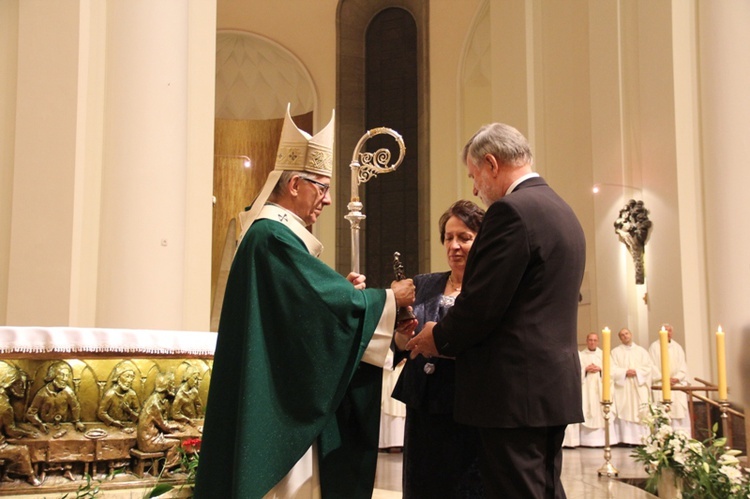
195, 206, 388, 499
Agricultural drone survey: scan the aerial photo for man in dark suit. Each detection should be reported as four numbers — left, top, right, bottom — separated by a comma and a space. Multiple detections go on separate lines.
407, 123, 586, 498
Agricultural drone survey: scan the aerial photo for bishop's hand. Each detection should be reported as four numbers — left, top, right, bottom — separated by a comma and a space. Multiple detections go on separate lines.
391, 279, 415, 308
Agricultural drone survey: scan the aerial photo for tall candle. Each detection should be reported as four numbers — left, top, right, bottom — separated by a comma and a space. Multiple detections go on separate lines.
716, 326, 727, 400
659, 326, 671, 400
601, 327, 611, 401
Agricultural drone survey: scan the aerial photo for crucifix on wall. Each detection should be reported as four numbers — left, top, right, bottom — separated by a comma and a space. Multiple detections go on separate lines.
614, 199, 652, 285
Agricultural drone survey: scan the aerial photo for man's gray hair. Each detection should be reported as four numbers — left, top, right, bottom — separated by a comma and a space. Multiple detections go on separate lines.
270, 170, 300, 199
462, 123, 533, 169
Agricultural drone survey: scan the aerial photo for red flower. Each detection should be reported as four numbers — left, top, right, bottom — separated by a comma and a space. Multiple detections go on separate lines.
182, 438, 202, 452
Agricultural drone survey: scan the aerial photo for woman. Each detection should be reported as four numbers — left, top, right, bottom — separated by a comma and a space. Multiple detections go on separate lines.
392, 199, 485, 498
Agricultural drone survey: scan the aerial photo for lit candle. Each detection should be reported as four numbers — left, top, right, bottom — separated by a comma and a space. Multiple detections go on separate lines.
659, 326, 671, 401
601, 327, 611, 401
716, 325, 727, 401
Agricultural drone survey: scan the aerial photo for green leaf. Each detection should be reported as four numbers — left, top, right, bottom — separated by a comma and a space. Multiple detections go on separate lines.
146, 484, 175, 498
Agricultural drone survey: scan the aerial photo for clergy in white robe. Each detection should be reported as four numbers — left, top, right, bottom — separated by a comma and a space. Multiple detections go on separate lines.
379, 351, 406, 450
578, 333, 614, 446
611, 328, 653, 445
648, 323, 692, 435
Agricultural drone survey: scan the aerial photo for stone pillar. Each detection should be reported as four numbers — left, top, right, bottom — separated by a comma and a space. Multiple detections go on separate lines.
697, 1, 750, 403
6, 0, 90, 325
5, 0, 214, 330
95, 1, 190, 329
0, 0, 19, 324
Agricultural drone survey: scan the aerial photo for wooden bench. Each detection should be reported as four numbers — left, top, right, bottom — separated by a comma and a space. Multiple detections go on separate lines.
129, 449, 165, 478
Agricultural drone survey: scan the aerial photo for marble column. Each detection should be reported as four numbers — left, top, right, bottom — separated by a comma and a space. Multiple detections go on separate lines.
697, 1, 750, 404
4, 0, 214, 330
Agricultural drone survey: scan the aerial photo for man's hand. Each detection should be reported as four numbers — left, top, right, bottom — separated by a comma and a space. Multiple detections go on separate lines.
626, 369, 637, 378
406, 321, 439, 359
585, 363, 601, 374
29, 418, 48, 434
391, 279, 415, 308
346, 272, 367, 290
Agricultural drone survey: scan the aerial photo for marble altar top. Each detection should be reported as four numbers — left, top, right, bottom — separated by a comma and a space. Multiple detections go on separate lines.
0, 327, 217, 358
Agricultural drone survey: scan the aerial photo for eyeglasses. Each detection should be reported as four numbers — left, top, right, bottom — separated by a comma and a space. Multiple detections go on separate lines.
300, 176, 331, 196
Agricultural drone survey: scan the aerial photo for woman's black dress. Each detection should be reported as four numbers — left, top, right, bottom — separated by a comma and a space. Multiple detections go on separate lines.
392, 272, 485, 498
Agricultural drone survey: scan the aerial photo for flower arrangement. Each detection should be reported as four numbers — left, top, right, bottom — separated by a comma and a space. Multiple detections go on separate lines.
632, 403, 750, 498
145, 438, 200, 498
179, 437, 201, 485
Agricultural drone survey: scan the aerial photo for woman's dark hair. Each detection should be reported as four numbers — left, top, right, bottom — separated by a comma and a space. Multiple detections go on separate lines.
438, 200, 485, 243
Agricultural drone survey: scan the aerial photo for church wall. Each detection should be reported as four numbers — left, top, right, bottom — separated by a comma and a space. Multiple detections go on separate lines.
529, 0, 596, 340
586, 1, 705, 372
6, 1, 82, 325
182, 1, 217, 331
698, 0, 750, 408
628, 1, 686, 349
587, 0, 635, 347
587, 1, 722, 385
95, 2, 215, 331
216, 0, 339, 268
0, 0, 20, 325
430, 0, 484, 268
95, 2, 190, 330
670, 1, 710, 383
2, 1, 215, 331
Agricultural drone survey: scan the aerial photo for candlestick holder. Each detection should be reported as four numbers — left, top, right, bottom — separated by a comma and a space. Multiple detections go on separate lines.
661, 398, 672, 415
597, 400, 619, 477
719, 400, 730, 450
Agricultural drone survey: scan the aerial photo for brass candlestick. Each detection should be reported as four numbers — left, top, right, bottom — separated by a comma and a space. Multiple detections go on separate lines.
597, 400, 619, 477
662, 398, 672, 414
720, 400, 730, 449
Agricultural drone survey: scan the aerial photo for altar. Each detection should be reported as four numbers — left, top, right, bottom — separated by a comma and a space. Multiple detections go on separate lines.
0, 327, 216, 496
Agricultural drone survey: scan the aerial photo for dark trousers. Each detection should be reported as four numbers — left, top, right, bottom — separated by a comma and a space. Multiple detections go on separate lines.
402, 408, 484, 498
477, 425, 567, 499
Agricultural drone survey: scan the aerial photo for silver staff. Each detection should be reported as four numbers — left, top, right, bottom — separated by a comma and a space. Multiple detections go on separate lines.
345, 127, 406, 274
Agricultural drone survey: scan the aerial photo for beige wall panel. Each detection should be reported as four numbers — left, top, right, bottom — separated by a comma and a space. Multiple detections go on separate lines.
698, 0, 750, 407
7, 1, 81, 325
0, 0, 19, 324
431, 0, 483, 271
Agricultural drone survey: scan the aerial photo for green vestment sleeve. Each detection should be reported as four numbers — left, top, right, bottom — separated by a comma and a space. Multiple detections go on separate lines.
195, 218, 387, 499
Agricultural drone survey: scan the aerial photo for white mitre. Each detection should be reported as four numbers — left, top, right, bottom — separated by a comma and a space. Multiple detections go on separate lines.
237, 104, 335, 241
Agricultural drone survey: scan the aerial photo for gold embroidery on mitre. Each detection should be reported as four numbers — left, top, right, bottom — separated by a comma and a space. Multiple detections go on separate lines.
276, 146, 305, 168
305, 144, 333, 176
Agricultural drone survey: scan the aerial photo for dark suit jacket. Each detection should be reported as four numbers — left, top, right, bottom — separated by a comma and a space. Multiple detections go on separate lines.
433, 176, 586, 428
392, 272, 457, 413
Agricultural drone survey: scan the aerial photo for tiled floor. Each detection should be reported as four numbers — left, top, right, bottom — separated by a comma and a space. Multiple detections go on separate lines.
373, 446, 657, 498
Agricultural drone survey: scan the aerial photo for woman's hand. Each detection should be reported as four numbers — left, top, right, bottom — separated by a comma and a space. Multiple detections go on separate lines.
393, 314, 418, 351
